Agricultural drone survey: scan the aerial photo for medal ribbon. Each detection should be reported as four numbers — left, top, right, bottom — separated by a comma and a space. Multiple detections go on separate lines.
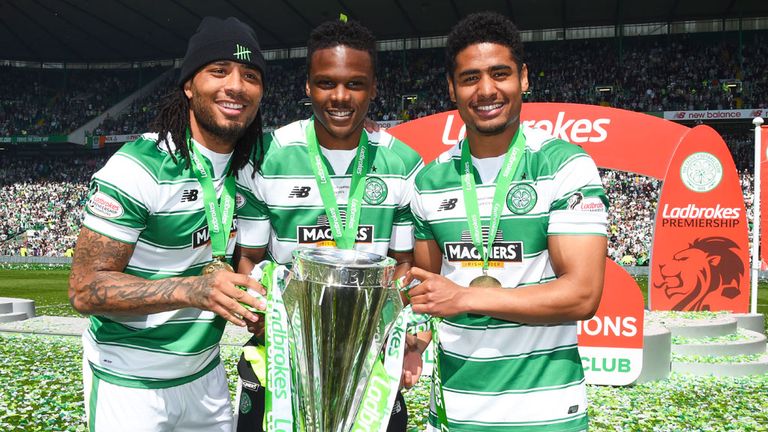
459, 127, 526, 273
305, 118, 371, 250
187, 130, 236, 259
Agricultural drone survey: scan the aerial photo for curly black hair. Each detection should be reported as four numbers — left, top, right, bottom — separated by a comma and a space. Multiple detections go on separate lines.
306, 19, 377, 76
445, 11, 524, 76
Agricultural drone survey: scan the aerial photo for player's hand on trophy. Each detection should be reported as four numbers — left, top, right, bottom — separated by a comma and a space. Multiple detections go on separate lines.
401, 333, 424, 389
196, 271, 267, 327
244, 314, 266, 337
407, 267, 470, 317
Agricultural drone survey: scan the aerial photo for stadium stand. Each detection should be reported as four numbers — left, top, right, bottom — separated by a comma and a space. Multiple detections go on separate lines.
0, 30, 765, 261
0, 157, 104, 257
0, 67, 165, 137
0, 152, 756, 263
78, 31, 767, 136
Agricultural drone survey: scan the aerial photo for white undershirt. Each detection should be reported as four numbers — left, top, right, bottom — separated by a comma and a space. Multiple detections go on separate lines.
320, 146, 358, 175
471, 154, 506, 184
191, 139, 233, 178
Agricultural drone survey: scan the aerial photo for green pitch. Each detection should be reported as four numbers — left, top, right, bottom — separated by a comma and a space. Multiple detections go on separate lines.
0, 268, 82, 317
1, 267, 767, 431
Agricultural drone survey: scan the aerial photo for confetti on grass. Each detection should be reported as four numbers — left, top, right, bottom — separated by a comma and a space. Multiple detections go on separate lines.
2, 333, 767, 431
0, 334, 86, 432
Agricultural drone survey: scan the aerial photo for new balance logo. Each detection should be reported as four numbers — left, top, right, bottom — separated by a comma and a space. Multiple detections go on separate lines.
233, 44, 252, 61
438, 198, 458, 211
181, 189, 199, 202
288, 186, 311, 198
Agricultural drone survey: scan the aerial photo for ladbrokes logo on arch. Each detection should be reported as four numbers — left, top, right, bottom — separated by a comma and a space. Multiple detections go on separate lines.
521, 111, 611, 144
660, 203, 741, 228
440, 111, 611, 146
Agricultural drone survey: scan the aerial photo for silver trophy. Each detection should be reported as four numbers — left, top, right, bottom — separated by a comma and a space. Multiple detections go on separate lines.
281, 247, 403, 432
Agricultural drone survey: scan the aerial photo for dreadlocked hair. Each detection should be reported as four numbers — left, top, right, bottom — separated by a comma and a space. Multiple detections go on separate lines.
150, 88, 265, 178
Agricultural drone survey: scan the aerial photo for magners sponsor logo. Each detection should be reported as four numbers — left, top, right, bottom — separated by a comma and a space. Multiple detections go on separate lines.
192, 218, 238, 248
297, 213, 373, 245
444, 229, 522, 266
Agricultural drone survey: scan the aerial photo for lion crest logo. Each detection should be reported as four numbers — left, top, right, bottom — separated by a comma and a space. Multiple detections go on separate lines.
653, 237, 743, 311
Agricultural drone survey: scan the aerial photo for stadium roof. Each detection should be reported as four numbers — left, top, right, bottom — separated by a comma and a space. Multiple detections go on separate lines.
1, 0, 767, 62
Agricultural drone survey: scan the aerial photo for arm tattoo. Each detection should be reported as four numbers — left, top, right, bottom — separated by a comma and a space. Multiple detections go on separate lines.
69, 228, 210, 315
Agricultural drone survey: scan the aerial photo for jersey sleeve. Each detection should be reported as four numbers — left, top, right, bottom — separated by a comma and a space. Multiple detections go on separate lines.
82, 154, 151, 243
389, 159, 423, 252
411, 171, 435, 241
235, 168, 271, 249
547, 151, 609, 236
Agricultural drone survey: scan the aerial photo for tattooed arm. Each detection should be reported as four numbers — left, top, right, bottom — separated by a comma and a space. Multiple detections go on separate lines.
68, 228, 266, 326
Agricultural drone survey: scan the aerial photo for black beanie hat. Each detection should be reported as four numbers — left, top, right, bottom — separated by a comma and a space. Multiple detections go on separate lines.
178, 16, 266, 86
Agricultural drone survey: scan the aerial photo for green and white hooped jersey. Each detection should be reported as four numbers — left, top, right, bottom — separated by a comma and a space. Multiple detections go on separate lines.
412, 125, 608, 432
236, 119, 424, 263
81, 133, 236, 388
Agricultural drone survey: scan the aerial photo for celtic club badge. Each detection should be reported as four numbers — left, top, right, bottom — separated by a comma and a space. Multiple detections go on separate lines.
680, 152, 723, 193
239, 392, 252, 414
506, 183, 537, 214
363, 177, 388, 205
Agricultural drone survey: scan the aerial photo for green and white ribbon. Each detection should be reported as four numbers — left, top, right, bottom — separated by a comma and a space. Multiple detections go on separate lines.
351, 309, 409, 432
459, 127, 526, 273
399, 278, 448, 430
187, 130, 236, 259
431, 318, 450, 432
265, 265, 294, 431
305, 118, 371, 250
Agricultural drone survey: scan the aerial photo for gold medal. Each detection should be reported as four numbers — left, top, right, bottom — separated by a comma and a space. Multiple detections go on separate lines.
202, 256, 234, 274
469, 275, 502, 287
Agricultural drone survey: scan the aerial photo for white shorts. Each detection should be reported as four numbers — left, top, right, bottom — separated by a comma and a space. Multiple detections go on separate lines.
83, 359, 234, 432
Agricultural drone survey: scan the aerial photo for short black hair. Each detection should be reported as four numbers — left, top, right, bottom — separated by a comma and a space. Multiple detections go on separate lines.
306, 19, 377, 75
445, 11, 524, 76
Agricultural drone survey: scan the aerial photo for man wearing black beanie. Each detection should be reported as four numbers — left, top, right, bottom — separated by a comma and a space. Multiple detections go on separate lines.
70, 16, 267, 432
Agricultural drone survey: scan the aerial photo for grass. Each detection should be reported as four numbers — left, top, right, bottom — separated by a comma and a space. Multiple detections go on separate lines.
0, 268, 82, 318
1, 266, 767, 431
1, 332, 766, 432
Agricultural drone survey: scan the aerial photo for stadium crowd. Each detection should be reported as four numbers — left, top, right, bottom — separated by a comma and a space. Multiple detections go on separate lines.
1, 31, 764, 261
0, 67, 163, 137
0, 157, 103, 256
86, 31, 766, 135
3, 32, 762, 138
0, 153, 756, 264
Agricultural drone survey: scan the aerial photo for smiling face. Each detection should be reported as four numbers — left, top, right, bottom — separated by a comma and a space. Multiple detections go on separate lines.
184, 60, 263, 148
306, 45, 376, 148
448, 42, 528, 137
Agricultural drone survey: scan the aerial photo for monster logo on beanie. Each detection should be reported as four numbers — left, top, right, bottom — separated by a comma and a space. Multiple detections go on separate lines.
178, 16, 267, 86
